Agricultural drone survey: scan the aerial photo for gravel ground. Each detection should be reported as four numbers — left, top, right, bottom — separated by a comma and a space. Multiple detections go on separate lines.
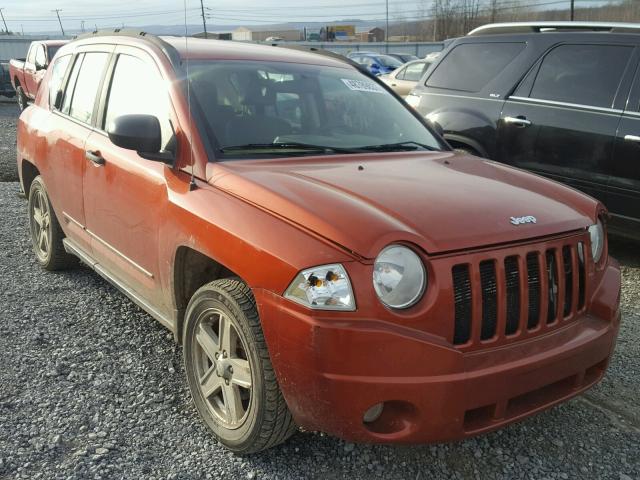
0, 101, 639, 479
0, 102, 19, 182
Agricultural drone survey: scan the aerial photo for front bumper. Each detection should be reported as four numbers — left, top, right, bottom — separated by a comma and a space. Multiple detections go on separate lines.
256, 260, 621, 443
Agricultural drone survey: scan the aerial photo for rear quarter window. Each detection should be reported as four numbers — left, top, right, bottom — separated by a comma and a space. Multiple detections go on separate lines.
426, 42, 525, 92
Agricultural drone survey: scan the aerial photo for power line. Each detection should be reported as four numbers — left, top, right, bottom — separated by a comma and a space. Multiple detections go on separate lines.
205, 0, 600, 23
5, 8, 200, 22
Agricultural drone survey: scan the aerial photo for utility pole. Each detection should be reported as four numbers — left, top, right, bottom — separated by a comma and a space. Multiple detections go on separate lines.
0, 8, 9, 34
52, 9, 65, 36
200, 0, 207, 39
81, 20, 85, 33
385, 0, 389, 51
570, 0, 575, 20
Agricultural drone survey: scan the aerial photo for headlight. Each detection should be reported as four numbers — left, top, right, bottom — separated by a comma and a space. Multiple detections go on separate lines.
588, 220, 605, 263
373, 245, 426, 309
284, 264, 355, 311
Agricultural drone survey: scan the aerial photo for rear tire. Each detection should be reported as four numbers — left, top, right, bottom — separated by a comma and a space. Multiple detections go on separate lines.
183, 279, 296, 454
16, 85, 28, 111
28, 176, 77, 271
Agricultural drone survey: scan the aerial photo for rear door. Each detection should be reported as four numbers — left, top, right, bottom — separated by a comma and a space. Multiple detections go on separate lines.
82, 45, 177, 307
609, 55, 640, 228
46, 47, 112, 254
498, 43, 635, 204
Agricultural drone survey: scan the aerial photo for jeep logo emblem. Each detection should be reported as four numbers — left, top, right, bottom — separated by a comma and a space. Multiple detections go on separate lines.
510, 215, 537, 225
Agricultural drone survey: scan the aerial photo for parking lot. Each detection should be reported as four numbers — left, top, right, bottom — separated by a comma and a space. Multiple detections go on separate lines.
0, 100, 638, 479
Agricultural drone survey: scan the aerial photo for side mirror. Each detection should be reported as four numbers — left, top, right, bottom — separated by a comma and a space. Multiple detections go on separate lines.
35, 62, 46, 71
107, 114, 172, 163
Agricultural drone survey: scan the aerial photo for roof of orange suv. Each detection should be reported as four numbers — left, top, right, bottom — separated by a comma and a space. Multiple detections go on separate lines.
67, 30, 351, 70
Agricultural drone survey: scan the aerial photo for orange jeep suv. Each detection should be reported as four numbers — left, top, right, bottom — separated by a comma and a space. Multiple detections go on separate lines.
17, 31, 621, 453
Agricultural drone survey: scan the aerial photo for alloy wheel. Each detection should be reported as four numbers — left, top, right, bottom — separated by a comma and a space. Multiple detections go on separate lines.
192, 308, 253, 429
30, 187, 52, 263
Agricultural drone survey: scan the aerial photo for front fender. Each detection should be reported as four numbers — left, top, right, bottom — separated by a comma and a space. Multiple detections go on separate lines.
157, 172, 356, 314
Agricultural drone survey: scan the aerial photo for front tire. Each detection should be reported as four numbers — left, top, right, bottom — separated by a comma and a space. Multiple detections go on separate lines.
28, 176, 77, 271
183, 279, 296, 454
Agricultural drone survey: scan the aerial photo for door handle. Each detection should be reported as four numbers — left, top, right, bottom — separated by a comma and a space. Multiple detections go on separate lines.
391, 83, 397, 86
624, 134, 640, 143
504, 116, 532, 127
85, 150, 105, 166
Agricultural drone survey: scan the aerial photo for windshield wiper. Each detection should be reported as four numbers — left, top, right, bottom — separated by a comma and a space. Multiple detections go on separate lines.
356, 141, 438, 152
220, 142, 357, 154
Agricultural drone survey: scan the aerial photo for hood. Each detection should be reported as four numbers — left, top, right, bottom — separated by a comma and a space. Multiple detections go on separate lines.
208, 152, 599, 259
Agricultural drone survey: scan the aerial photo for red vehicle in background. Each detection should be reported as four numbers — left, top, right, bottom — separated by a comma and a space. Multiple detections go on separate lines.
9, 40, 67, 110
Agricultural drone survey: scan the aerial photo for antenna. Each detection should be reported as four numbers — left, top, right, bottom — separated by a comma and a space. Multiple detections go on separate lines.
184, 0, 196, 191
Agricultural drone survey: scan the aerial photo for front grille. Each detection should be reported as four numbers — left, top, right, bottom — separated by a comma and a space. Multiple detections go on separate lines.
452, 238, 588, 348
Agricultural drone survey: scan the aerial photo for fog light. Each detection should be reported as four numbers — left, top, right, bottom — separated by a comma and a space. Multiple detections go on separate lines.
363, 402, 384, 423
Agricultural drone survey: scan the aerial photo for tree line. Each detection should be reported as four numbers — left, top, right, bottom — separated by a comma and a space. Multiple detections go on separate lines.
389, 0, 640, 41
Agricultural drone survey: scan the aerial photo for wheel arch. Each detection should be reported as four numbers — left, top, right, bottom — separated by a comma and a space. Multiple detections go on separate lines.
443, 134, 488, 158
21, 159, 40, 196
172, 245, 241, 343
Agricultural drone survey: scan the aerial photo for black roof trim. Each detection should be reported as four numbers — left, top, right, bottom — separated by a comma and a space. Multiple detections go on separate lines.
72, 29, 181, 69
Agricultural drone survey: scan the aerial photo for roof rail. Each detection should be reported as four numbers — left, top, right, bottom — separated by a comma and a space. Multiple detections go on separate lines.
72, 29, 182, 69
468, 21, 640, 36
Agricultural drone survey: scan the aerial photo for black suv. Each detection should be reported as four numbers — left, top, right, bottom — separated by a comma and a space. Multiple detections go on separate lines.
408, 22, 640, 239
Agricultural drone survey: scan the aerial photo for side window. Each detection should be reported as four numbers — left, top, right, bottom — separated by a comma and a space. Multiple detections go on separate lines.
104, 54, 173, 150
394, 66, 407, 80
529, 44, 633, 109
68, 52, 109, 124
48, 54, 71, 109
403, 62, 426, 82
34, 46, 46, 68
26, 45, 36, 65
427, 42, 525, 92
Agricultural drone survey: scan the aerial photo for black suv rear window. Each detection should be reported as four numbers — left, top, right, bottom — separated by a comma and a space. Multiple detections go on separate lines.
529, 44, 633, 109
427, 42, 525, 92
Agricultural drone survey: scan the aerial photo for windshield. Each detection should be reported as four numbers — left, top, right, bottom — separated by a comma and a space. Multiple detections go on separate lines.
188, 60, 442, 158
400, 54, 419, 62
376, 55, 403, 68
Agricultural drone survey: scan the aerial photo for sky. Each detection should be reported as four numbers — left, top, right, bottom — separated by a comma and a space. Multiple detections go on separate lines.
0, 0, 611, 34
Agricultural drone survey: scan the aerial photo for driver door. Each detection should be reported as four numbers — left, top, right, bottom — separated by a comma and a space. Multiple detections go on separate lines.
83, 46, 177, 307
